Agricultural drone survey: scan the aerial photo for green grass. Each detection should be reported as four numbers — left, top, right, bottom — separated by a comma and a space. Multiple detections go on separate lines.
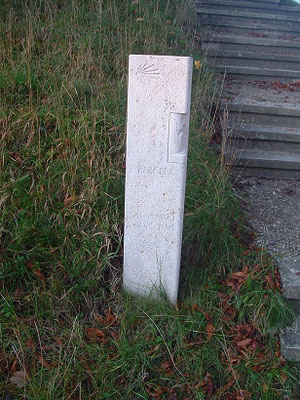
0, 0, 299, 398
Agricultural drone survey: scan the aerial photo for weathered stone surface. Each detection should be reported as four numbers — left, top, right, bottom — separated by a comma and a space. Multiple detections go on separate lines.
207, 50, 300, 71
215, 66, 300, 83
123, 55, 193, 304
199, 14, 300, 34
224, 103, 300, 129
232, 166, 300, 180
197, 8, 300, 24
281, 316, 300, 362
203, 34, 300, 56
197, 0, 299, 16
289, 299, 300, 315
278, 258, 300, 300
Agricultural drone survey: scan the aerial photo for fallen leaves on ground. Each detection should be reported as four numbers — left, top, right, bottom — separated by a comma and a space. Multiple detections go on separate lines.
206, 323, 215, 340
199, 372, 214, 398
26, 261, 46, 283
9, 370, 27, 388
226, 267, 249, 291
161, 360, 175, 377
85, 327, 106, 343
147, 344, 160, 355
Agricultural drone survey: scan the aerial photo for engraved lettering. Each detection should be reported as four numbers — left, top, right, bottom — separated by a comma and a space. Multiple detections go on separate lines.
128, 211, 176, 231
137, 165, 175, 176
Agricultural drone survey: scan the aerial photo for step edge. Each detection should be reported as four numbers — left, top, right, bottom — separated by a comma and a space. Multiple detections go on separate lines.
196, 1, 300, 15
196, 8, 300, 23
230, 132, 300, 143
203, 34, 300, 49
223, 103, 300, 116
217, 65, 300, 77
228, 123, 300, 134
206, 50, 300, 63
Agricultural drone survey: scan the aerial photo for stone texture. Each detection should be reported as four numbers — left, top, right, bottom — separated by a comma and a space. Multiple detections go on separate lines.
278, 258, 300, 300
280, 316, 300, 362
123, 55, 193, 304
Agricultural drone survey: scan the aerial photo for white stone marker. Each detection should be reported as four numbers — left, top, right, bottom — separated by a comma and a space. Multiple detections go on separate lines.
123, 54, 193, 304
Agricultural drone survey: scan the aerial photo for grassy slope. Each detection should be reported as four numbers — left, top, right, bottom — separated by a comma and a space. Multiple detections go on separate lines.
0, 0, 298, 398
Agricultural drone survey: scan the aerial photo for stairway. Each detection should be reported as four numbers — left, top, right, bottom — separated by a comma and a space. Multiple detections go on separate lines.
196, 0, 300, 180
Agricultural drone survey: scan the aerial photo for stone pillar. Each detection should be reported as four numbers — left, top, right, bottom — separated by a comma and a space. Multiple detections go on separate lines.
123, 54, 193, 304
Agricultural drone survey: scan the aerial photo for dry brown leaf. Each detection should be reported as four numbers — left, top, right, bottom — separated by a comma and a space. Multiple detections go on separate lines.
237, 324, 252, 339
9, 370, 26, 388
161, 360, 172, 371
145, 384, 163, 397
206, 323, 215, 340
63, 196, 75, 207
110, 330, 119, 340
26, 261, 46, 283
232, 267, 249, 281
105, 309, 115, 325
147, 344, 160, 355
25, 338, 35, 349
38, 355, 51, 369
86, 327, 105, 342
93, 314, 106, 324
55, 337, 64, 346
236, 338, 253, 347
265, 275, 276, 290
161, 360, 174, 376
192, 304, 202, 312
200, 372, 214, 397
33, 268, 46, 283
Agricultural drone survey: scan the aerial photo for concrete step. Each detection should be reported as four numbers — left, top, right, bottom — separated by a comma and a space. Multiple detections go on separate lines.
227, 150, 300, 179
207, 50, 300, 72
224, 103, 300, 128
201, 21, 300, 37
280, 315, 300, 362
198, 14, 300, 34
196, 8, 300, 25
202, 34, 300, 56
197, 0, 300, 17
217, 65, 300, 83
237, 0, 280, 3
201, 0, 280, 3
228, 124, 300, 153
278, 258, 300, 314
232, 166, 300, 179
234, 0, 280, 3
229, 149, 300, 170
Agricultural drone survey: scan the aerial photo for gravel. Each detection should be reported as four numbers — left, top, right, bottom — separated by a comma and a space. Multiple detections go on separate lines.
232, 177, 300, 260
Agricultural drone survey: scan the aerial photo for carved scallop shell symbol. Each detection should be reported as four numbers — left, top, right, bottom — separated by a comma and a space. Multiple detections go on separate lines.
136, 61, 160, 82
